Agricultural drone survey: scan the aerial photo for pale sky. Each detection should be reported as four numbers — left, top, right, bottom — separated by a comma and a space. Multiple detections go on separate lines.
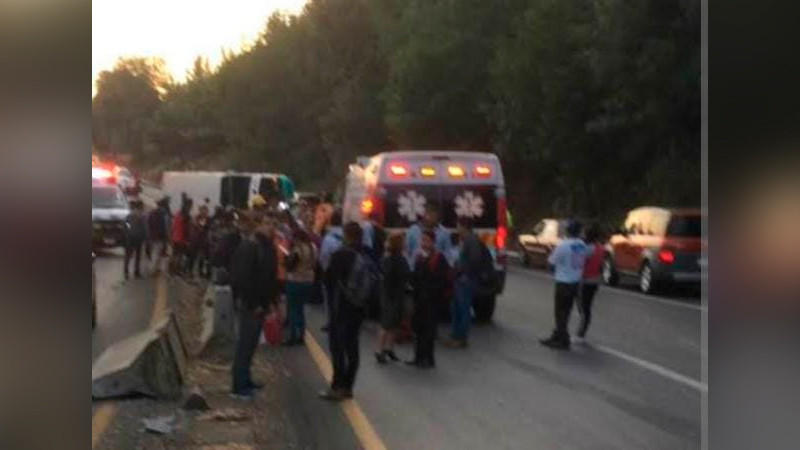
92, 0, 307, 93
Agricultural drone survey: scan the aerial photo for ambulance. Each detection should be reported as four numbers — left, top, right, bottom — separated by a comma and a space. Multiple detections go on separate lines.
343, 151, 508, 320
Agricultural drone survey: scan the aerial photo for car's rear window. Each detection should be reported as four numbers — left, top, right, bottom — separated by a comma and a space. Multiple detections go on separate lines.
666, 215, 702, 237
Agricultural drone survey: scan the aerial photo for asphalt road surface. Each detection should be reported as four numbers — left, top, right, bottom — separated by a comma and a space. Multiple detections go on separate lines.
92, 217, 702, 448
291, 264, 703, 450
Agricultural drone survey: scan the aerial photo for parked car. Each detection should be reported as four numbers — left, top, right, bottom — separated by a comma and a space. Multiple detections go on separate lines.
603, 207, 704, 294
518, 218, 567, 268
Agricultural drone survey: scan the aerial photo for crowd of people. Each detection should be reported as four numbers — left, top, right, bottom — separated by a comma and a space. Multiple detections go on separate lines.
122, 190, 602, 403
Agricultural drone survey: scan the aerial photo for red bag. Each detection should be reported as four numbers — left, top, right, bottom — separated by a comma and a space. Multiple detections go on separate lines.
263, 313, 281, 346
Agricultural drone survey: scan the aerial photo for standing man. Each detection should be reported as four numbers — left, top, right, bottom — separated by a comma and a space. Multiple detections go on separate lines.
404, 204, 451, 266
540, 221, 588, 351
313, 192, 335, 236
445, 218, 483, 348
230, 213, 279, 399
124, 199, 147, 280
147, 197, 170, 274
319, 222, 368, 401
409, 231, 450, 368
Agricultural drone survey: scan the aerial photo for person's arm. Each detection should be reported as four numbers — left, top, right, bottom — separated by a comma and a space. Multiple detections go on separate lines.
548, 243, 564, 267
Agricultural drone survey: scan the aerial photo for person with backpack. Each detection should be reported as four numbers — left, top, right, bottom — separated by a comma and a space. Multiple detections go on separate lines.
575, 223, 604, 343
375, 233, 409, 364
318, 210, 344, 331
230, 213, 280, 399
408, 230, 450, 368
284, 229, 316, 346
123, 199, 147, 280
318, 222, 377, 401
445, 217, 484, 348
540, 220, 588, 351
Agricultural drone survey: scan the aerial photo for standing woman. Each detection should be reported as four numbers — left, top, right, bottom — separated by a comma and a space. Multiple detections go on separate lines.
284, 229, 316, 346
576, 223, 604, 342
408, 231, 450, 368
375, 233, 409, 364
171, 198, 193, 276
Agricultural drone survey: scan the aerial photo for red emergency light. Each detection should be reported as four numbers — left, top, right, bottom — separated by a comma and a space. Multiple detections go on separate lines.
474, 165, 492, 178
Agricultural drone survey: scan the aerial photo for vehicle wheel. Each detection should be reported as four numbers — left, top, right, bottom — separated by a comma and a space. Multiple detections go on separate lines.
473, 295, 496, 323
639, 262, 657, 294
602, 256, 619, 286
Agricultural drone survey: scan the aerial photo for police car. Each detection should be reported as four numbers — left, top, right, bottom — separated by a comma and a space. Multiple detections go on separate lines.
92, 173, 130, 248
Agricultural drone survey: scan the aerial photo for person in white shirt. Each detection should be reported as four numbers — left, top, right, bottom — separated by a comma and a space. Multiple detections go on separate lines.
540, 220, 588, 350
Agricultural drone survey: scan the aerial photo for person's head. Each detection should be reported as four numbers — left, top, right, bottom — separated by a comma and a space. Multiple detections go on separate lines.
343, 222, 363, 247
250, 194, 267, 211
387, 233, 404, 256
457, 217, 474, 238
450, 231, 461, 247
583, 222, 602, 244
330, 209, 343, 228
566, 220, 583, 238
421, 230, 436, 253
423, 205, 440, 226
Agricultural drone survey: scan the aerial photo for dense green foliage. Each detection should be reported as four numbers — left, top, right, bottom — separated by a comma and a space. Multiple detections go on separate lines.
92, 0, 699, 226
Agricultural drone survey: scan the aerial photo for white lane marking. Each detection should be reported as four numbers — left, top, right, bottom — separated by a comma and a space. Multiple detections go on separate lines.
593, 344, 707, 393
508, 266, 706, 312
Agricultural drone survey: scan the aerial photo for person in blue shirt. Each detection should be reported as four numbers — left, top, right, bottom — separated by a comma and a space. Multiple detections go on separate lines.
404, 204, 451, 266
540, 220, 588, 350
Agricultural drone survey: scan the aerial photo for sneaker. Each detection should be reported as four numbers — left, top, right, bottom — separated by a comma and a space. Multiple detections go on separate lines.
444, 338, 467, 349
247, 380, 265, 391
385, 350, 400, 362
375, 352, 388, 364
318, 389, 346, 402
539, 337, 570, 350
230, 389, 255, 400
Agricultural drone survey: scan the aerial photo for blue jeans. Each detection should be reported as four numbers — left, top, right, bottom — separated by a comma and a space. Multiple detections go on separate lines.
286, 281, 311, 340
451, 277, 475, 341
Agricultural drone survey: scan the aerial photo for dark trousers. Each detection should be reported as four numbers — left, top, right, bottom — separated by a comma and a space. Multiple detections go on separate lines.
329, 302, 364, 393
577, 283, 599, 337
552, 282, 579, 342
413, 301, 437, 365
124, 238, 144, 277
286, 281, 311, 340
232, 307, 265, 393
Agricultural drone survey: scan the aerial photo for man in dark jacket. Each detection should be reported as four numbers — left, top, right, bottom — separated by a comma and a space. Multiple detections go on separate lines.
230, 213, 279, 399
409, 230, 450, 368
124, 199, 147, 279
319, 222, 366, 401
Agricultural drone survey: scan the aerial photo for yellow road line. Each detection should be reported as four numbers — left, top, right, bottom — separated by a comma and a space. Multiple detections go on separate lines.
305, 330, 388, 450
93, 267, 168, 449
91, 403, 116, 449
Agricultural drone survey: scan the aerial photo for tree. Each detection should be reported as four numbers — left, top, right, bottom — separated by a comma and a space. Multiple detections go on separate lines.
92, 57, 171, 155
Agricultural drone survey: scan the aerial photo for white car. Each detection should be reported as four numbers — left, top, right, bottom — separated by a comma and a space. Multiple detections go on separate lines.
92, 182, 130, 248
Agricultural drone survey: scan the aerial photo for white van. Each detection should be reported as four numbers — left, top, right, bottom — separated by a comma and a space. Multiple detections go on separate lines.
161, 171, 296, 212
343, 151, 508, 320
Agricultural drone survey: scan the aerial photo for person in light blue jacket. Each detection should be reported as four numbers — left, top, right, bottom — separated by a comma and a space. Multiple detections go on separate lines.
540, 220, 588, 350
404, 205, 451, 267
